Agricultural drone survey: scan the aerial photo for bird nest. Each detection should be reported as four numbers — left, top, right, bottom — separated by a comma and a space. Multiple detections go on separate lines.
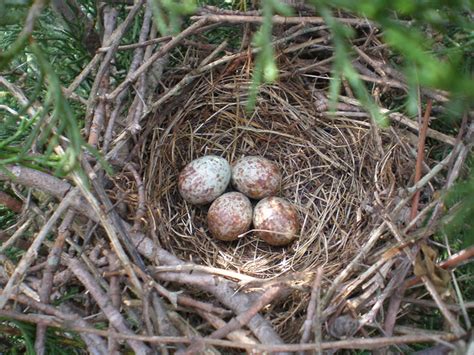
140, 60, 414, 336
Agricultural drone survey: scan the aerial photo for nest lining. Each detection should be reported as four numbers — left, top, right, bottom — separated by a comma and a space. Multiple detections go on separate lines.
143, 68, 413, 284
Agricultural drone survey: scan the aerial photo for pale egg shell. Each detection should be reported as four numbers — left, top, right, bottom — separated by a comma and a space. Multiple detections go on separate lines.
253, 197, 299, 246
178, 155, 231, 205
207, 192, 253, 241
231, 156, 281, 199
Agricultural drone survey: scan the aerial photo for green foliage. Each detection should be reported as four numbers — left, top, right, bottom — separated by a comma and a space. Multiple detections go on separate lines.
443, 162, 474, 248
0, 320, 85, 354
150, 0, 197, 35
309, 0, 474, 114
0, 203, 16, 229
246, 0, 293, 110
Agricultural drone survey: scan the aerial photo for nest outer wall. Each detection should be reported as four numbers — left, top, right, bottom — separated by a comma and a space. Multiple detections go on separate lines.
140, 60, 414, 338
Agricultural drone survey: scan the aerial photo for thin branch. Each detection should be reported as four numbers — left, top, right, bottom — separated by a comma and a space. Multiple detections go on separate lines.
180, 285, 283, 354
151, 263, 258, 283
0, 191, 23, 213
107, 18, 208, 101
66, 257, 151, 354
300, 267, 323, 350
190, 14, 374, 26
35, 210, 75, 355
0, 310, 462, 353
385, 219, 466, 337
12, 294, 108, 354
410, 99, 432, 221
0, 189, 78, 309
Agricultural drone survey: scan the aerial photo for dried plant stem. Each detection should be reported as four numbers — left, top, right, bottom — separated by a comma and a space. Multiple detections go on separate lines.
136, 267, 230, 316
147, 40, 228, 115
125, 163, 146, 231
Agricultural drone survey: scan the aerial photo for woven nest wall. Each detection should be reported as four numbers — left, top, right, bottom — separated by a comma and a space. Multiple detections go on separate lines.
142, 60, 413, 337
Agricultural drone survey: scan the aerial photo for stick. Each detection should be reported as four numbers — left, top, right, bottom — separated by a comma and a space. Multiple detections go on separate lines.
0, 191, 22, 213
107, 18, 208, 101
66, 257, 151, 354
300, 267, 323, 351
385, 219, 465, 337
0, 310, 462, 353
179, 285, 283, 355
404, 245, 474, 288
190, 14, 374, 27
35, 210, 75, 355
410, 99, 432, 220
0, 189, 77, 309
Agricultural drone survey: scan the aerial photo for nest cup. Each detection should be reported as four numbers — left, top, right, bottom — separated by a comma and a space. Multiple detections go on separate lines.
143, 64, 413, 337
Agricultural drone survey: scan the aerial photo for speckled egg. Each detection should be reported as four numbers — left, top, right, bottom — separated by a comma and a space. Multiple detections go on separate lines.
178, 155, 231, 205
231, 156, 281, 199
253, 197, 299, 246
207, 192, 253, 241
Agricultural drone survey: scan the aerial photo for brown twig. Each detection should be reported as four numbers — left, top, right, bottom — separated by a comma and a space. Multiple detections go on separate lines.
151, 264, 257, 283
12, 294, 108, 354
107, 18, 208, 101
66, 257, 151, 354
34, 210, 75, 355
410, 99, 432, 221
196, 310, 259, 348
151, 292, 183, 354
105, 250, 122, 354
0, 165, 71, 198
0, 309, 462, 353
0, 189, 78, 309
0, 218, 32, 253
87, 5, 116, 147
190, 14, 374, 26
300, 267, 323, 352
179, 285, 284, 355
0, 191, 23, 213
85, 0, 144, 135
385, 219, 465, 337
124, 163, 146, 231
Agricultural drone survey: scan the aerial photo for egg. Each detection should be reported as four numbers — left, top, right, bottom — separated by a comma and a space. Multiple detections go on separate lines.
178, 155, 231, 205
253, 197, 299, 246
231, 156, 281, 199
207, 192, 253, 241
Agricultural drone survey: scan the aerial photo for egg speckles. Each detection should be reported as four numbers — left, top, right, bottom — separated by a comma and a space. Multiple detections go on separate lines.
253, 197, 299, 246
231, 156, 281, 199
178, 156, 231, 205
207, 192, 253, 241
